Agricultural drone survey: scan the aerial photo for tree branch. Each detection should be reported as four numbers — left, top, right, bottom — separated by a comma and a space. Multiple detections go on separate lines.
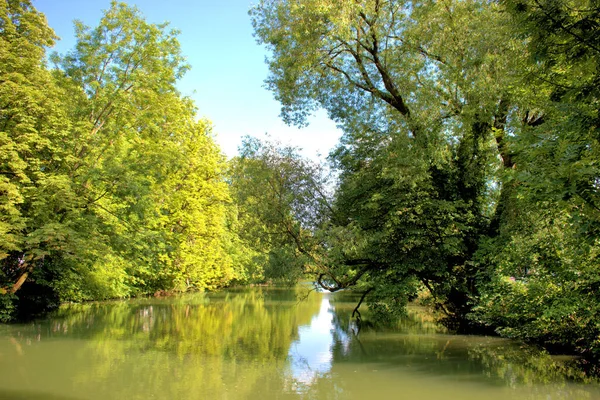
352, 287, 373, 319
532, 0, 600, 54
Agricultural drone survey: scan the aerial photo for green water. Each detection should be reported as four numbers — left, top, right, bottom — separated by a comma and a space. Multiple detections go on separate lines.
0, 287, 598, 400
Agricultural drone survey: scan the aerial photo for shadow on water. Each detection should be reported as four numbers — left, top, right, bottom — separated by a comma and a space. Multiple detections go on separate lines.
330, 292, 597, 383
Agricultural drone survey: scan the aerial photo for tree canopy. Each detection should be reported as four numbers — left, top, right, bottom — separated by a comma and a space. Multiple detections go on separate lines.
249, 0, 600, 359
1, 0, 599, 366
0, 1, 251, 320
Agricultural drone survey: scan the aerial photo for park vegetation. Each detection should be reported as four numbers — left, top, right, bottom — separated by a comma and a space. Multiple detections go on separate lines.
1, 0, 599, 365
0, 0, 256, 319
247, 0, 600, 362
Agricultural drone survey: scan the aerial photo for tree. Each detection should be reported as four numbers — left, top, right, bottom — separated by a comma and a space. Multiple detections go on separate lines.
471, 0, 600, 359
251, 0, 532, 328
0, 1, 240, 319
148, 118, 238, 291
229, 136, 331, 283
251, 0, 600, 358
0, 0, 78, 317
48, 1, 239, 298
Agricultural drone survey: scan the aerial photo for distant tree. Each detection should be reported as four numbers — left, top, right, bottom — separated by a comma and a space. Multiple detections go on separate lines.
229, 136, 331, 283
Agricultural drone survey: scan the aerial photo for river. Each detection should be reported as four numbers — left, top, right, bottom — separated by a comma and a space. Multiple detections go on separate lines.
0, 287, 597, 399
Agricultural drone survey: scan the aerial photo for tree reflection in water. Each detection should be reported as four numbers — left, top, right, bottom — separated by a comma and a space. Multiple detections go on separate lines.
287, 295, 353, 391
0, 287, 598, 400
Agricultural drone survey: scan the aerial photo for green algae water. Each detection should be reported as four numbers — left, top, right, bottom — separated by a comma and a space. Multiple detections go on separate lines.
0, 287, 598, 400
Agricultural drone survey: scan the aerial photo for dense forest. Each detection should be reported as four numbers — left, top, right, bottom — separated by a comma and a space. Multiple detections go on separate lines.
0, 0, 257, 319
1, 0, 599, 365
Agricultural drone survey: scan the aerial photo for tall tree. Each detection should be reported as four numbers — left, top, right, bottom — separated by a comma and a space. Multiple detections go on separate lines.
49, 1, 239, 298
252, 0, 600, 357
0, 0, 76, 307
0, 1, 240, 319
251, 0, 529, 327
472, 0, 600, 359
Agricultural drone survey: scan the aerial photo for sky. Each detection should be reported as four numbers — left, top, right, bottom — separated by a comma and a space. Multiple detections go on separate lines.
33, 0, 343, 160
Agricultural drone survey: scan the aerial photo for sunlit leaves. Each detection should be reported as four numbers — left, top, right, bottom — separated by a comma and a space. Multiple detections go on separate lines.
0, 1, 242, 318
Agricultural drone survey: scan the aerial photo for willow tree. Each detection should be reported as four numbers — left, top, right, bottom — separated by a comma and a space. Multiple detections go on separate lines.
251, 0, 541, 327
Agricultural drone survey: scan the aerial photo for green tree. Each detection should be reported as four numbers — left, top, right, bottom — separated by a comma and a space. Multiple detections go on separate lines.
250, 2, 600, 362
0, 0, 82, 318
250, 0, 531, 328
147, 118, 238, 291
229, 136, 331, 283
0, 1, 240, 319
49, 1, 239, 299
471, 0, 600, 359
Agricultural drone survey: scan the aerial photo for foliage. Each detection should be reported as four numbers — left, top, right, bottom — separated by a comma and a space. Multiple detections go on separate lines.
0, 0, 78, 316
473, 206, 600, 357
249, 0, 600, 361
2, 0, 600, 367
250, 0, 527, 328
472, 0, 600, 359
0, 1, 241, 319
229, 136, 331, 283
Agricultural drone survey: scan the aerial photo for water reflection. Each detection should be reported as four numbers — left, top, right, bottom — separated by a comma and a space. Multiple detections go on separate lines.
0, 287, 598, 400
289, 295, 348, 389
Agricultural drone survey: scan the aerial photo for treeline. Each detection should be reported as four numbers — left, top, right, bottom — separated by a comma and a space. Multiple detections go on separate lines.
239, 0, 600, 363
0, 1, 271, 320
2, 0, 600, 366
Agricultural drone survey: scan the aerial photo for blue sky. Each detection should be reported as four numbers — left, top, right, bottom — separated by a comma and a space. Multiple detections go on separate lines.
34, 0, 342, 159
